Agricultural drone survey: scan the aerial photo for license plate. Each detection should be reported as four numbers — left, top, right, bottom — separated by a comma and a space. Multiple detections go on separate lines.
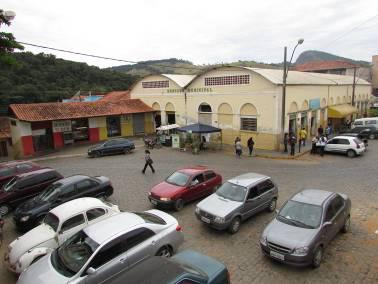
151, 200, 157, 205
270, 251, 285, 261
201, 216, 211, 223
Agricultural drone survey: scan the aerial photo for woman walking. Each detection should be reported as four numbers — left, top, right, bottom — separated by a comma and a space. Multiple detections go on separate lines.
142, 150, 155, 174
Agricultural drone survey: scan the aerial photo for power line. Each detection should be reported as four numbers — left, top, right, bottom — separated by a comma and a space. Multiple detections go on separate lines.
322, 13, 378, 48
17, 41, 203, 71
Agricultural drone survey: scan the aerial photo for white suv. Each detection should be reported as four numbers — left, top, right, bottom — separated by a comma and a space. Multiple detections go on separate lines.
324, 136, 365, 157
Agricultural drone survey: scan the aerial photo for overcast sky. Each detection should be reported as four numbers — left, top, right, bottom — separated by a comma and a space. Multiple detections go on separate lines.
2, 0, 378, 68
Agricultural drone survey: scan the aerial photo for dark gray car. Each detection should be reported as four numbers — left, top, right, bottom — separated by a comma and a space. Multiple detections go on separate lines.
260, 189, 351, 268
87, 138, 135, 158
195, 173, 278, 234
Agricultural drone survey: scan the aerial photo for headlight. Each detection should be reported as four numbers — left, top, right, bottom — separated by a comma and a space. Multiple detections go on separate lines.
214, 216, 225, 223
293, 246, 309, 256
160, 197, 171, 201
20, 215, 30, 222
195, 207, 200, 214
260, 235, 267, 246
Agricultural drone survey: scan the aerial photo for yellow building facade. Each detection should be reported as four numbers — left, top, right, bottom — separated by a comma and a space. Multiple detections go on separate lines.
130, 66, 371, 150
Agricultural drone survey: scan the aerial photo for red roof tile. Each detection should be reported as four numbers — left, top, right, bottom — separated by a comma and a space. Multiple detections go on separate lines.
100, 91, 130, 102
9, 99, 153, 122
294, 61, 358, 72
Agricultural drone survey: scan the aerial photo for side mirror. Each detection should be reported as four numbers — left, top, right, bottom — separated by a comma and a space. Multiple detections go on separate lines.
86, 267, 97, 275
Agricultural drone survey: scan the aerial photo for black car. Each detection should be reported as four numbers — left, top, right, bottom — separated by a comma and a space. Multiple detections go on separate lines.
88, 138, 135, 158
14, 175, 113, 231
107, 250, 230, 284
341, 126, 378, 140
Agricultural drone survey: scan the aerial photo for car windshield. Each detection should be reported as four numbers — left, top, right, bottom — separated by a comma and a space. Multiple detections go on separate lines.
0, 167, 14, 177
3, 177, 18, 192
52, 231, 99, 277
216, 181, 247, 202
43, 212, 60, 232
133, 212, 166, 225
166, 171, 190, 186
277, 200, 322, 229
38, 183, 62, 201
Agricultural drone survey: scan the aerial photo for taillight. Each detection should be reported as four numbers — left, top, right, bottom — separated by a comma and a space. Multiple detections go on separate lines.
176, 225, 182, 231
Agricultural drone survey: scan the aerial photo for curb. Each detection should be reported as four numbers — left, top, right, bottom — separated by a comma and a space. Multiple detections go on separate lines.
255, 149, 311, 160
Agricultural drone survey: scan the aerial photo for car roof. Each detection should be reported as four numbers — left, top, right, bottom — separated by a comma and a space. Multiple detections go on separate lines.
0, 160, 37, 168
330, 136, 356, 140
57, 175, 93, 185
16, 168, 55, 178
291, 189, 334, 206
178, 166, 210, 175
84, 213, 145, 244
107, 256, 187, 284
228, 172, 269, 188
50, 197, 108, 219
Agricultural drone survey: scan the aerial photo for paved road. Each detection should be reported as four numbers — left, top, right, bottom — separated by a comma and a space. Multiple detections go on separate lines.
1, 142, 377, 283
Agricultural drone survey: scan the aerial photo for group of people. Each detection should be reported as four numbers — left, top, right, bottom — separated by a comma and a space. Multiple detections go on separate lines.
283, 127, 308, 156
234, 136, 255, 158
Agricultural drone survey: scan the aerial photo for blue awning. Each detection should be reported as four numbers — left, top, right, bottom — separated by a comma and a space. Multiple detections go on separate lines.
177, 123, 221, 133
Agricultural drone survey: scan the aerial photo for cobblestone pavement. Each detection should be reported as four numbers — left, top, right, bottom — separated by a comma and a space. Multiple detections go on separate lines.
1, 142, 377, 283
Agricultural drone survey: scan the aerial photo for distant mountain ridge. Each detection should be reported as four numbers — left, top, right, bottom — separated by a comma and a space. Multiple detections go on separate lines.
295, 50, 370, 66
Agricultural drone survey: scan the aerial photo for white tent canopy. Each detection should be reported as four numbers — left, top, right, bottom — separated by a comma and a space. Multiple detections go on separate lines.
156, 124, 180, 131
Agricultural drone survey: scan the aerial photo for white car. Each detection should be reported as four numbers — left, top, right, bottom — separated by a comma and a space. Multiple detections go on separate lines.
17, 210, 184, 284
5, 197, 120, 274
324, 136, 365, 157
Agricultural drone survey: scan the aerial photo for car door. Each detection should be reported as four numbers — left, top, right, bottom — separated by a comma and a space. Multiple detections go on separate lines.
320, 198, 340, 246
204, 171, 218, 195
325, 138, 339, 152
57, 213, 86, 244
55, 184, 77, 205
183, 174, 206, 202
338, 138, 351, 153
10, 176, 43, 206
101, 141, 113, 155
241, 186, 259, 219
255, 179, 275, 211
76, 178, 99, 197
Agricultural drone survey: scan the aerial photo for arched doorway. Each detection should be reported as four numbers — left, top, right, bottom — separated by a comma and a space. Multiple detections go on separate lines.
165, 102, 176, 124
152, 102, 161, 128
288, 102, 298, 134
198, 103, 212, 125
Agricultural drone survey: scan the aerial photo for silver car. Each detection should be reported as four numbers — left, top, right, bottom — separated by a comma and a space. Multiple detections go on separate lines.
260, 189, 351, 268
195, 173, 278, 234
17, 210, 184, 284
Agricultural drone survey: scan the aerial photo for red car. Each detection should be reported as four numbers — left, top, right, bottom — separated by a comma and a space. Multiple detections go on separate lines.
0, 161, 42, 187
148, 166, 222, 211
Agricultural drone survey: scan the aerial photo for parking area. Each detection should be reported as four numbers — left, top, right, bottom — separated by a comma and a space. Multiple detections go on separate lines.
1, 142, 378, 283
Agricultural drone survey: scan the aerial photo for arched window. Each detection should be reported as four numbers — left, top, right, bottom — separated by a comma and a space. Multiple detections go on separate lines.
198, 103, 213, 125
240, 103, 258, 131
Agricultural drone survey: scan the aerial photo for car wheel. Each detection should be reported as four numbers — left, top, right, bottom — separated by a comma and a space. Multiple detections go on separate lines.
228, 217, 241, 234
341, 215, 351, 233
369, 134, 375, 140
94, 151, 101, 158
267, 199, 277, 212
123, 148, 130, 154
347, 150, 356, 158
0, 204, 10, 215
174, 199, 184, 211
312, 246, 323, 268
156, 246, 172, 258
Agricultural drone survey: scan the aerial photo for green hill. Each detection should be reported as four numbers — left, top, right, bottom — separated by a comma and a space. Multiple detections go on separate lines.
0, 52, 139, 114
296, 50, 370, 66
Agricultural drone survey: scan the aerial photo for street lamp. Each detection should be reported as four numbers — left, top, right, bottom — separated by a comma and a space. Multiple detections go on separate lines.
281, 38, 304, 144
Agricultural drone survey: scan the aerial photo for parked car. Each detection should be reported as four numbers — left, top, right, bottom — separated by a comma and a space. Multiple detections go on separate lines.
5, 198, 120, 274
351, 117, 378, 129
260, 189, 351, 268
13, 175, 114, 231
106, 250, 230, 284
324, 136, 365, 158
87, 138, 135, 158
341, 126, 378, 140
17, 210, 184, 284
0, 168, 63, 215
195, 173, 278, 234
0, 161, 42, 187
149, 166, 222, 211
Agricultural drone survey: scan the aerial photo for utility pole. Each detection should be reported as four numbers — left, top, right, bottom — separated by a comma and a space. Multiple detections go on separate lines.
281, 47, 287, 138
351, 67, 357, 106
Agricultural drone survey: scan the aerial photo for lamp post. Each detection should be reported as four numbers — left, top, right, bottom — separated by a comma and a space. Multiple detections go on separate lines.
281, 38, 304, 144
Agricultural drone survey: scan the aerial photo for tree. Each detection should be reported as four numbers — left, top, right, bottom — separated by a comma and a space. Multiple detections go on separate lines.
0, 9, 24, 65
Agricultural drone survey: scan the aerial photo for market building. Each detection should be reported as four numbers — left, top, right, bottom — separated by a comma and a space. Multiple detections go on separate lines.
8, 97, 154, 158
130, 66, 371, 150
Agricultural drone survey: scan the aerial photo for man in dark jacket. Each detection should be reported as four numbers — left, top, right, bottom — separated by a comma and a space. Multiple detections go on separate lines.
247, 137, 255, 156
142, 150, 155, 174
289, 133, 296, 156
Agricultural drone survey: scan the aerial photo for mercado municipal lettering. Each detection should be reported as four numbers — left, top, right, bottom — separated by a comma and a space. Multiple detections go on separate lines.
167, 87, 213, 93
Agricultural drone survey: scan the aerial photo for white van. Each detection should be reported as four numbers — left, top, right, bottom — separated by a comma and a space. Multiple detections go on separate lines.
352, 117, 378, 128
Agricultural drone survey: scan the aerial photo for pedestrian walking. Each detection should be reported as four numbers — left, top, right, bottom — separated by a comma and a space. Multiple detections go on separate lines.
283, 133, 288, 153
247, 136, 255, 156
317, 135, 327, 157
235, 140, 242, 158
289, 133, 296, 156
311, 136, 318, 154
142, 150, 155, 174
299, 127, 307, 146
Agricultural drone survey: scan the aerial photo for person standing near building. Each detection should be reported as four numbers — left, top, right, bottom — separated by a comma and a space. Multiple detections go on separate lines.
235, 139, 242, 158
299, 127, 307, 146
247, 136, 255, 156
318, 135, 327, 157
283, 133, 288, 153
318, 125, 324, 137
142, 150, 155, 174
289, 133, 296, 156
311, 136, 318, 154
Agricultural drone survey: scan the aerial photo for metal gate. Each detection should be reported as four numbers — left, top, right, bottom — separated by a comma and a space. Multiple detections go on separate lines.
133, 113, 145, 135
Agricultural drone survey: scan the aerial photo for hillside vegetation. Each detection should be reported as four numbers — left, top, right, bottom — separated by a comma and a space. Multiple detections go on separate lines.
296, 50, 370, 66
0, 52, 138, 114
